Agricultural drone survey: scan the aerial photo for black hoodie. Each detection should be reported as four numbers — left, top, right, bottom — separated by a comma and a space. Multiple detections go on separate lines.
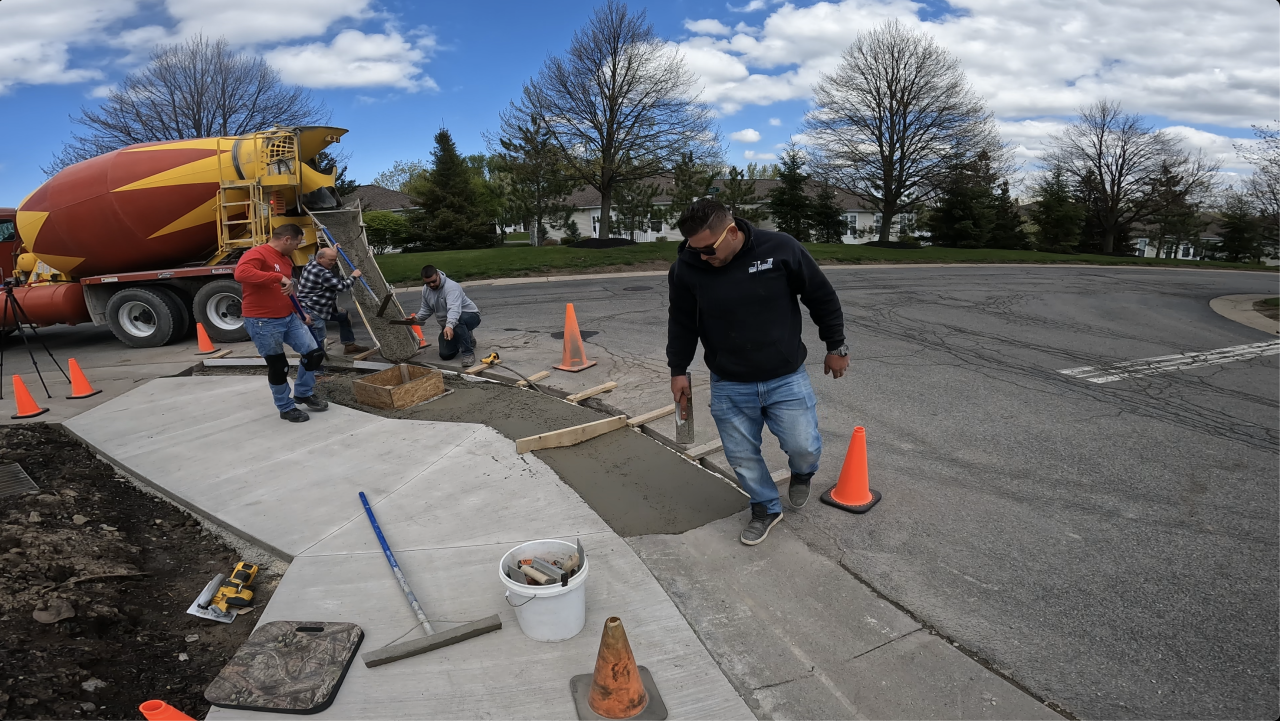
666, 219, 845, 383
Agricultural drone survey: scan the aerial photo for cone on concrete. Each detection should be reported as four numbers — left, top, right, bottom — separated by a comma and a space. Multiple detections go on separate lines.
10, 376, 48, 420
554, 303, 596, 372
65, 359, 102, 399
569, 617, 667, 720
820, 426, 881, 513
407, 318, 427, 348
195, 323, 218, 354
139, 700, 194, 721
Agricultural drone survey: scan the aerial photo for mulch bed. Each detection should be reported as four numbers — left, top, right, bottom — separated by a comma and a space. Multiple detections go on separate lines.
0, 424, 276, 720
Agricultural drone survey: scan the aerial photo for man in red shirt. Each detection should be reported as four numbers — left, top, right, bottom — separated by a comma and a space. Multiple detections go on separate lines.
233, 224, 329, 422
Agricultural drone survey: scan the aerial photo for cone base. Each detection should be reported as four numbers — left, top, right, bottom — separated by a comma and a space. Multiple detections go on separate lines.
570, 665, 667, 720
67, 389, 103, 400
820, 486, 881, 514
554, 360, 597, 373
11, 407, 50, 420
195, 349, 219, 355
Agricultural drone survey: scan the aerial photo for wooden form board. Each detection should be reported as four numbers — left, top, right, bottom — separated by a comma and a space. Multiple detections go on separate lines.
462, 363, 489, 375
352, 365, 445, 410
515, 415, 628, 454
352, 348, 380, 361
565, 381, 617, 404
627, 404, 675, 428
684, 439, 723, 460
515, 370, 551, 388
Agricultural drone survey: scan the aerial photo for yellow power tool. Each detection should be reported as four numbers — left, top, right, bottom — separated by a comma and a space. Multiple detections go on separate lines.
187, 562, 259, 623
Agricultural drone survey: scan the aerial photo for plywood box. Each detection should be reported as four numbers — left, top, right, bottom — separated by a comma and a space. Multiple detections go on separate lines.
352, 365, 445, 410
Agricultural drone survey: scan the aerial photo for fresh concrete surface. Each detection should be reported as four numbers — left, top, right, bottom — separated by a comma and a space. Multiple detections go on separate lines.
631, 515, 1059, 721
1210, 293, 1280, 335
408, 264, 1279, 720
61, 375, 750, 719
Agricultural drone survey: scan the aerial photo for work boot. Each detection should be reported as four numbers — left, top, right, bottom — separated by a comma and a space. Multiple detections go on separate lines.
344, 343, 371, 355
460, 351, 476, 366
280, 407, 310, 423
295, 395, 329, 412
788, 471, 814, 508
740, 503, 782, 546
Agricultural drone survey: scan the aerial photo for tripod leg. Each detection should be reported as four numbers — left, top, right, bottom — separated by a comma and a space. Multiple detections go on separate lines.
2, 288, 65, 399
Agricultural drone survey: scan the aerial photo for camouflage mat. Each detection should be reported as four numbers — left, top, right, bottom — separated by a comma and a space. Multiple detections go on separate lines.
205, 620, 363, 714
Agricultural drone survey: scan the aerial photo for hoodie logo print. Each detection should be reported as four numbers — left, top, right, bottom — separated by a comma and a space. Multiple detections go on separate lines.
748, 258, 774, 273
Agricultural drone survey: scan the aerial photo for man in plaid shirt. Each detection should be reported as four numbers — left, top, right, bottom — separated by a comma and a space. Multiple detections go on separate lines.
297, 246, 371, 356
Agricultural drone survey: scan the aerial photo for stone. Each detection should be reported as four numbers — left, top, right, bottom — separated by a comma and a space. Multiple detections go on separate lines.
33, 598, 76, 624
72, 515, 89, 525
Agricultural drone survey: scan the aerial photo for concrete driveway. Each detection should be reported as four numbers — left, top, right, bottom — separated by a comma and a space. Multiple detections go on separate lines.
406, 265, 1278, 720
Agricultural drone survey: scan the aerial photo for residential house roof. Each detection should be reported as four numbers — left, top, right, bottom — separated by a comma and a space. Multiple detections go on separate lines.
345, 184, 416, 212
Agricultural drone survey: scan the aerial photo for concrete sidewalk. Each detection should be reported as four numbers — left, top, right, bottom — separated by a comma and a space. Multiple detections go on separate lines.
63, 376, 750, 719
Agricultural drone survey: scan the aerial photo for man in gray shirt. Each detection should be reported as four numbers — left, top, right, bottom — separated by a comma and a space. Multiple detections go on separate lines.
413, 264, 481, 365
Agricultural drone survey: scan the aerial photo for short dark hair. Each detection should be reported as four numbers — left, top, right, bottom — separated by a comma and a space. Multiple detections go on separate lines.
272, 223, 304, 240
421, 264, 439, 279
677, 198, 733, 239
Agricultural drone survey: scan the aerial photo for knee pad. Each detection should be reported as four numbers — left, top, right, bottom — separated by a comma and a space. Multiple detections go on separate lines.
265, 353, 290, 385
301, 346, 326, 372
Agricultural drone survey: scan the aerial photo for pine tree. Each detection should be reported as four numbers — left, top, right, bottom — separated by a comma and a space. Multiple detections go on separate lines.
809, 182, 847, 243
988, 180, 1029, 249
766, 147, 812, 241
495, 117, 576, 245
614, 181, 661, 241
665, 152, 716, 223
1215, 190, 1263, 263
924, 154, 996, 248
1029, 168, 1085, 253
409, 129, 496, 249
720, 166, 767, 224
1147, 164, 1203, 258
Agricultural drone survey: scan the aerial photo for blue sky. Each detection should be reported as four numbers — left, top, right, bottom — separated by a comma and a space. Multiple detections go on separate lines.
2, 0, 1276, 206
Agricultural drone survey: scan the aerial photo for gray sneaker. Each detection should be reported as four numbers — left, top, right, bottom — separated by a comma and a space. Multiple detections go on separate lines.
280, 407, 310, 423
460, 351, 476, 366
788, 472, 813, 508
740, 503, 782, 546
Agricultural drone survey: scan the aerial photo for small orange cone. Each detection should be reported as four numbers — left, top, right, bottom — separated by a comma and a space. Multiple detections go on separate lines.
569, 617, 667, 720
65, 359, 102, 399
10, 376, 49, 420
820, 426, 881, 513
407, 318, 427, 348
554, 303, 596, 372
139, 700, 194, 721
195, 323, 218, 354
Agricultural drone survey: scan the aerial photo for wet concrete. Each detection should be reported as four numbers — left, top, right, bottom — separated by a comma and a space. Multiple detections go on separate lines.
317, 373, 746, 537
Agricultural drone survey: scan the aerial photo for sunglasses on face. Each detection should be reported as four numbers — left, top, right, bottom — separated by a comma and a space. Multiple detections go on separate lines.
687, 224, 732, 256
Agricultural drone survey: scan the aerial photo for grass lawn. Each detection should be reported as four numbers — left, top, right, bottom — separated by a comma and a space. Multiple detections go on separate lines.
1260, 297, 1279, 308
376, 243, 1275, 284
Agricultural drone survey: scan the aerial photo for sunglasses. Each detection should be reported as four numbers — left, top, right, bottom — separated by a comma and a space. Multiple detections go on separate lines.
687, 223, 732, 256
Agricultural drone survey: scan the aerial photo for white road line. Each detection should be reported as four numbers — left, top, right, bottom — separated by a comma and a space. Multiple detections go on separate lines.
1059, 340, 1280, 383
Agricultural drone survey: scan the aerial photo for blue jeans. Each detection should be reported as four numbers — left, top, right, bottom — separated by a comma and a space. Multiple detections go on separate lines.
244, 314, 318, 413
307, 309, 357, 346
709, 366, 822, 514
439, 312, 481, 360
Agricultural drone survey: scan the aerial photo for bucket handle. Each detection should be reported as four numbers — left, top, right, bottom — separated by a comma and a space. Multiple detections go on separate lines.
504, 590, 536, 608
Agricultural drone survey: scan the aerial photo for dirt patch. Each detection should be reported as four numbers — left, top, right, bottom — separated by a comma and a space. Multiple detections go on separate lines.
0, 424, 277, 720
1254, 298, 1280, 321
316, 372, 747, 537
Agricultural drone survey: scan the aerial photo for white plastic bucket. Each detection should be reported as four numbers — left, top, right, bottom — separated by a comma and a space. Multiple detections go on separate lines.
498, 539, 589, 642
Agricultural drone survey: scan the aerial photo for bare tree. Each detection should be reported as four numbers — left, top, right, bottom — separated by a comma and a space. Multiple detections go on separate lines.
45, 35, 328, 174
1043, 99, 1218, 254
805, 19, 1005, 244
1235, 123, 1280, 251
502, 0, 720, 239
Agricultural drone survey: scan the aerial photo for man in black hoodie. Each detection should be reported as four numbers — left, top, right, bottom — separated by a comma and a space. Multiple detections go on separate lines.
668, 199, 848, 546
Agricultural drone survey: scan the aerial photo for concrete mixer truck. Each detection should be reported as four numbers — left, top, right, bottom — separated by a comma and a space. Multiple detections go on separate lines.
2, 126, 349, 347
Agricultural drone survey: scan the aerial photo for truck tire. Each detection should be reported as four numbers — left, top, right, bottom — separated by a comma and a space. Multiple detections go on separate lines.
151, 286, 191, 342
193, 279, 249, 343
105, 288, 177, 348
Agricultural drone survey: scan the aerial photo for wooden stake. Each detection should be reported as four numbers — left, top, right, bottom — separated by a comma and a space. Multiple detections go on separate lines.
565, 381, 617, 403
209, 349, 233, 359
626, 404, 675, 428
684, 438, 723, 460
515, 415, 628, 454
462, 363, 489, 375
515, 370, 551, 388
353, 347, 381, 361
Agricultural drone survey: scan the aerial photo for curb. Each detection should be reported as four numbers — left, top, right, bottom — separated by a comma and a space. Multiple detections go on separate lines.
1209, 294, 1279, 336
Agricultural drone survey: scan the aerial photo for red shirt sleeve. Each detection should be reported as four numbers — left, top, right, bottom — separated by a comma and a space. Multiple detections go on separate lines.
233, 246, 284, 285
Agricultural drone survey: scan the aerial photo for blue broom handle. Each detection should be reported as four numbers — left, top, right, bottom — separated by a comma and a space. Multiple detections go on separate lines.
318, 226, 378, 299
359, 492, 434, 634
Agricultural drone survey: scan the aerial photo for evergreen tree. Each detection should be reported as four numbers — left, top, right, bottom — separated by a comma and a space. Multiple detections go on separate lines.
766, 147, 812, 241
614, 181, 661, 240
1029, 168, 1085, 253
494, 116, 576, 245
408, 128, 496, 249
720, 166, 767, 224
1215, 190, 1264, 263
665, 152, 716, 223
988, 180, 1029, 249
1147, 163, 1203, 258
809, 182, 847, 243
924, 152, 997, 248
745, 162, 779, 179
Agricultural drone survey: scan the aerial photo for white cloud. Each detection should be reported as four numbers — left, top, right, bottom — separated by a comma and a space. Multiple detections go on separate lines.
685, 19, 732, 36
769, 117, 782, 126
730, 128, 762, 143
744, 149, 776, 160
264, 29, 438, 91
89, 84, 115, 98
728, 1, 773, 12
153, 0, 374, 46
0, 0, 140, 94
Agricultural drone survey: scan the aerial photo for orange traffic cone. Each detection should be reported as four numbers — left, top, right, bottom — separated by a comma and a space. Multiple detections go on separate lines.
569, 617, 667, 720
820, 426, 881, 513
139, 700, 194, 721
9, 376, 48, 420
554, 303, 596, 372
195, 323, 218, 354
407, 318, 427, 348
65, 359, 102, 399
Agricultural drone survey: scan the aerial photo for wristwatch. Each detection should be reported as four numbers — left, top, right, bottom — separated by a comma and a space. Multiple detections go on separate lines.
828, 343, 849, 357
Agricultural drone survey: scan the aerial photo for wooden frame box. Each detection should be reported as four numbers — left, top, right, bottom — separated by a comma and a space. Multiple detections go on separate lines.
352, 365, 445, 410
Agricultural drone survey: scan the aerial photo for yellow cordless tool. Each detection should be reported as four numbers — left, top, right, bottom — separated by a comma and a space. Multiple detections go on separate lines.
187, 562, 259, 623
479, 352, 501, 366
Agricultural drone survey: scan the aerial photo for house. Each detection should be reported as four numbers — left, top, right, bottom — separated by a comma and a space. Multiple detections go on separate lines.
542, 178, 903, 244
344, 185, 416, 215
1131, 213, 1225, 261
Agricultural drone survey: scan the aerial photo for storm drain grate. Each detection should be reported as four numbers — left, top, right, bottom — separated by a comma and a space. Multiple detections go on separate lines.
0, 463, 39, 499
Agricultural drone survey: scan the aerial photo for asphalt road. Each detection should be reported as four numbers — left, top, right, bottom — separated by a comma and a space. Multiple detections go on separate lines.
453, 265, 1278, 720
